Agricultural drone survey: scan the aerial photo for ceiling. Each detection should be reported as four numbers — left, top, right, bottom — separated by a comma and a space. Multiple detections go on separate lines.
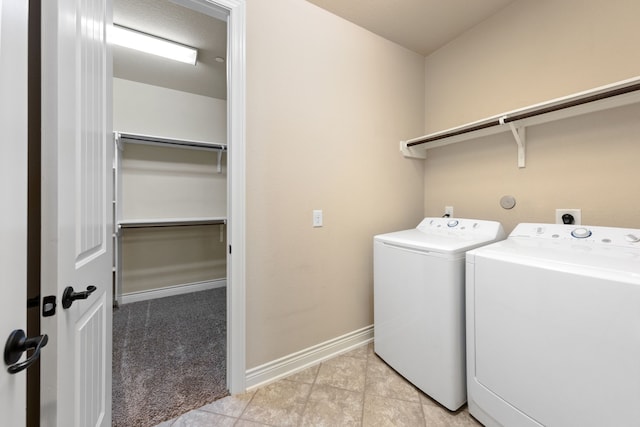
113, 0, 228, 99
113, 0, 516, 100
306, 0, 517, 56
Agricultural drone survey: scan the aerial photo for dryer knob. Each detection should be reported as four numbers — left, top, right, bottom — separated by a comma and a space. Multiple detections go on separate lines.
625, 233, 640, 243
571, 227, 592, 239
447, 220, 459, 227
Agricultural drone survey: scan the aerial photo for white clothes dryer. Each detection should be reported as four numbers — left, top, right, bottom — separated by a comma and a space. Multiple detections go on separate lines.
374, 217, 505, 410
466, 223, 640, 427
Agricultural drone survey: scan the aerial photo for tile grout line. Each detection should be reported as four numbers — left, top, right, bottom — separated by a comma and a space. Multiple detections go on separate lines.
233, 390, 258, 426
419, 387, 428, 426
360, 344, 372, 426
295, 358, 322, 426
366, 345, 434, 426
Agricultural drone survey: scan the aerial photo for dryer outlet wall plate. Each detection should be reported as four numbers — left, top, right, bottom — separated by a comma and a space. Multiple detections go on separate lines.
555, 208, 581, 225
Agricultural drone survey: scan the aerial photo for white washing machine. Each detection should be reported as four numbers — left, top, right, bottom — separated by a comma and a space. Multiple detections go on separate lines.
466, 223, 640, 427
374, 217, 505, 410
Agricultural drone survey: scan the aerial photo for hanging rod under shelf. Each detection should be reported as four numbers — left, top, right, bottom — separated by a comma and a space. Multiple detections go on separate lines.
406, 78, 640, 148
118, 217, 227, 229
115, 131, 227, 151
401, 76, 640, 167
115, 131, 227, 173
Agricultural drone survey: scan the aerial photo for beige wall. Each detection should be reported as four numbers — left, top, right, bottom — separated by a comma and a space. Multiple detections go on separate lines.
424, 0, 640, 132
121, 225, 226, 294
246, 0, 425, 368
119, 144, 227, 294
422, 0, 640, 232
121, 144, 227, 220
114, 78, 227, 143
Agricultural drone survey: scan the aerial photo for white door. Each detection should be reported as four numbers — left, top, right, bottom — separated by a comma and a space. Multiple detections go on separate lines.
0, 0, 29, 425
40, 0, 113, 426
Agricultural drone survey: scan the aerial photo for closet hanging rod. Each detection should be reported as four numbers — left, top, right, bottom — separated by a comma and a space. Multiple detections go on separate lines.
116, 132, 227, 151
406, 81, 640, 148
118, 217, 227, 229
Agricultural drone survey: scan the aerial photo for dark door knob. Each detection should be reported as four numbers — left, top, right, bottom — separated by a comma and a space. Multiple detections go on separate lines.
4, 329, 48, 374
62, 285, 97, 309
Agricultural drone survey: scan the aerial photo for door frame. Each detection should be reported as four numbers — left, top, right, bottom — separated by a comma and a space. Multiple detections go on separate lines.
174, 0, 247, 394
224, 0, 247, 396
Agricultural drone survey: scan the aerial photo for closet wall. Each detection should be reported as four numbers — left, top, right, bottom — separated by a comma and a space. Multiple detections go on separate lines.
114, 78, 226, 141
113, 77, 227, 297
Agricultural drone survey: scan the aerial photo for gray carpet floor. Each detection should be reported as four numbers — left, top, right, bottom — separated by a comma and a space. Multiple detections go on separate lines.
112, 288, 228, 427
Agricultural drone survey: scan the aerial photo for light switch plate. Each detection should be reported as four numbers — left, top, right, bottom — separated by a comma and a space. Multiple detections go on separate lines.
313, 210, 323, 227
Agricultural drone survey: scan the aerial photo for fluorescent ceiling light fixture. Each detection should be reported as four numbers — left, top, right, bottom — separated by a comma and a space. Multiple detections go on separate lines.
111, 25, 198, 65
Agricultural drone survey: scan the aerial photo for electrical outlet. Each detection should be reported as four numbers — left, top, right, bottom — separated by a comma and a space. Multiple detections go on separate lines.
313, 210, 323, 227
445, 206, 454, 217
555, 208, 581, 225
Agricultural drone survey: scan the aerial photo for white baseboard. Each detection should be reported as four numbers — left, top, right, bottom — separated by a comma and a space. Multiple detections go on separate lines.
120, 279, 226, 305
245, 324, 374, 391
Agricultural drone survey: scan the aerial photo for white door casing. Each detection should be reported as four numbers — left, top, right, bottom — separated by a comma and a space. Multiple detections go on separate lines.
40, 0, 113, 425
223, 0, 247, 396
0, 0, 29, 425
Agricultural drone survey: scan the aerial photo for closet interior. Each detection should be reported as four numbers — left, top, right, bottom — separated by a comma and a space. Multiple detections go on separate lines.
113, 132, 227, 305
111, 0, 229, 304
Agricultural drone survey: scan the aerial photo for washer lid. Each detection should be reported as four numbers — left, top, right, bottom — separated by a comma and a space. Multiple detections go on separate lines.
374, 218, 505, 254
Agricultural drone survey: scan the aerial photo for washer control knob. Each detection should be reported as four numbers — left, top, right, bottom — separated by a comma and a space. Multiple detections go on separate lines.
625, 233, 640, 243
571, 227, 592, 239
447, 220, 459, 227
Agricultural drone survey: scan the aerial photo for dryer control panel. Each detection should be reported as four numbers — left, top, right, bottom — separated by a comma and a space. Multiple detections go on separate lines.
510, 223, 640, 249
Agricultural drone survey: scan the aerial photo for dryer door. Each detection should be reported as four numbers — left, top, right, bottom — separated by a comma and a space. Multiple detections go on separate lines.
472, 255, 640, 427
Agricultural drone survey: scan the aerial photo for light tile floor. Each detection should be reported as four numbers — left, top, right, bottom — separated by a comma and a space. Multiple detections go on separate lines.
154, 343, 482, 426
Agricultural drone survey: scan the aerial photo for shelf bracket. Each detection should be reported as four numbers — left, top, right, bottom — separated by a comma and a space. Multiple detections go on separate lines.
114, 132, 124, 152
400, 140, 427, 159
217, 150, 223, 173
500, 116, 526, 168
